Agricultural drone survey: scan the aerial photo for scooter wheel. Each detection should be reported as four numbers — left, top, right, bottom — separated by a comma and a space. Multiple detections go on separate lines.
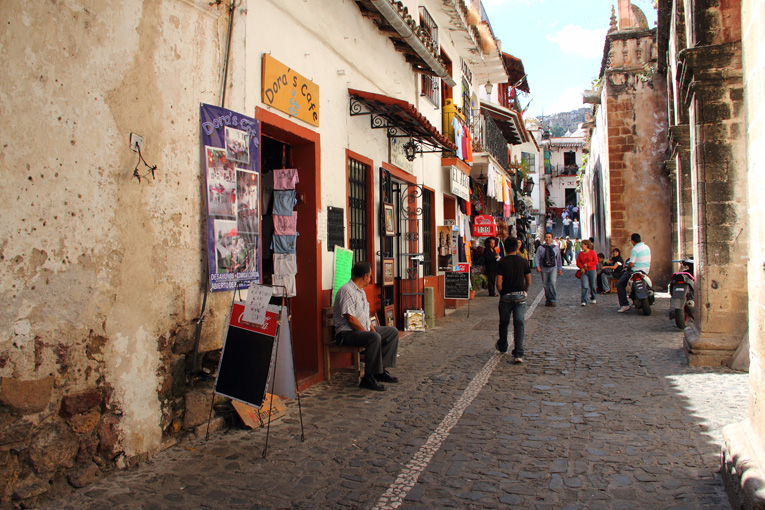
640, 298, 651, 316
674, 311, 686, 328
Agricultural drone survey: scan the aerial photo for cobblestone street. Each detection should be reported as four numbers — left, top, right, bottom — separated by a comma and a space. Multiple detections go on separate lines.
45, 267, 748, 510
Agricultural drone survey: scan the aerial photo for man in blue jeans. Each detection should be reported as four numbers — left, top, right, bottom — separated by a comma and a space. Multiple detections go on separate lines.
496, 236, 532, 363
534, 232, 563, 306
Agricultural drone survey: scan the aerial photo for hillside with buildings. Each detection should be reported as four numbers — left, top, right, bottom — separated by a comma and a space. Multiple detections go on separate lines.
536, 107, 590, 136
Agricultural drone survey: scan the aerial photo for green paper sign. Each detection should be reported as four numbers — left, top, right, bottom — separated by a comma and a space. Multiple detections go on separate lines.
332, 247, 353, 305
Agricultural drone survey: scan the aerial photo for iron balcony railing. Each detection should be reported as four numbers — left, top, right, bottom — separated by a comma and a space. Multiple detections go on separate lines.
482, 113, 507, 168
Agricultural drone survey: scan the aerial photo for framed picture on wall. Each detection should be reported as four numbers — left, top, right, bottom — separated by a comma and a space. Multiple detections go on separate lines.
383, 203, 395, 236
384, 305, 395, 327
382, 258, 395, 286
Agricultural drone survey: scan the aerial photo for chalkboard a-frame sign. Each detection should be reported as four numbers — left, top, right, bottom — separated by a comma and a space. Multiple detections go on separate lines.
214, 302, 279, 408
444, 271, 470, 300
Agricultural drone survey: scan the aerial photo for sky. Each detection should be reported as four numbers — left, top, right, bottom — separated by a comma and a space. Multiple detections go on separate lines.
480, 0, 658, 118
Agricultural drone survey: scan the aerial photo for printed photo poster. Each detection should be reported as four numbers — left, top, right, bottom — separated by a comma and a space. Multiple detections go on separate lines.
201, 104, 261, 291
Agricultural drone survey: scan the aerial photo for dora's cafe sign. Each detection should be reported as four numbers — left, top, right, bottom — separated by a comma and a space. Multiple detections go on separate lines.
449, 166, 469, 201
262, 54, 320, 127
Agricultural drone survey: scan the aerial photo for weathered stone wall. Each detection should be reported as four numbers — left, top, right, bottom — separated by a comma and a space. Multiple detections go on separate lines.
603, 30, 672, 288
679, 40, 747, 362
720, 2, 765, 508
0, 0, 234, 503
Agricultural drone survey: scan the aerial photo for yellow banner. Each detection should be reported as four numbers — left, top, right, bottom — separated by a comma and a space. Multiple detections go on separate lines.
262, 54, 320, 127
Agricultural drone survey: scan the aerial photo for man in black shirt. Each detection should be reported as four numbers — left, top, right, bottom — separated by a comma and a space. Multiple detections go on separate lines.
496, 236, 532, 363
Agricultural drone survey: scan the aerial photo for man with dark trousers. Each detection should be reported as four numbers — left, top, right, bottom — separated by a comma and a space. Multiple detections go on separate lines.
333, 261, 399, 391
496, 236, 532, 363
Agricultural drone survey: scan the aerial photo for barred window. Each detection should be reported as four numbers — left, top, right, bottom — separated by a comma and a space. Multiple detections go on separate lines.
420, 7, 440, 106
422, 189, 434, 276
348, 158, 368, 263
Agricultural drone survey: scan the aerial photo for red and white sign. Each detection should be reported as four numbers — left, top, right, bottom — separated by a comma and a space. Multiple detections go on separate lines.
472, 215, 497, 237
230, 302, 279, 337
457, 263, 470, 273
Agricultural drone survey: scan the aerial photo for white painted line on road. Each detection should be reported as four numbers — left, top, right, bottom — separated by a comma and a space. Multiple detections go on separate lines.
373, 289, 545, 510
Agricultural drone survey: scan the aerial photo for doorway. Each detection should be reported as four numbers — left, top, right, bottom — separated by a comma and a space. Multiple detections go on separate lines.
256, 108, 320, 387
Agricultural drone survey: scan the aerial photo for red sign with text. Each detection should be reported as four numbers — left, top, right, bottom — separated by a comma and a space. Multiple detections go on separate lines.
471, 215, 497, 237
457, 263, 470, 273
230, 302, 279, 337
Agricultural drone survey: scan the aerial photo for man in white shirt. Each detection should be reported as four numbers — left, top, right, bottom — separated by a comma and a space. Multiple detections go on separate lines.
333, 261, 399, 391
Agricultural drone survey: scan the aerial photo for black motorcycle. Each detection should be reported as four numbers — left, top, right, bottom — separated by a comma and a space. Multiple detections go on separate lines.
669, 259, 695, 329
628, 270, 655, 316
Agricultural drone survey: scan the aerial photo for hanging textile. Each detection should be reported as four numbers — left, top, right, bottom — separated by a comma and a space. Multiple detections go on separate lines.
486, 163, 496, 198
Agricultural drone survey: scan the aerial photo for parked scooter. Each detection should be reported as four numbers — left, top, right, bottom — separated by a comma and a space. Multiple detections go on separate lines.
627, 270, 655, 315
669, 259, 695, 329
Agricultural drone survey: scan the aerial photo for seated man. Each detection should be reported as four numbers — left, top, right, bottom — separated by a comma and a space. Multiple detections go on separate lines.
595, 253, 606, 293
333, 261, 399, 391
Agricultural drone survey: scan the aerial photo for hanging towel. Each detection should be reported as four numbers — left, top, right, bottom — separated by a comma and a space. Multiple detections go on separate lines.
273, 212, 298, 235
273, 190, 297, 216
273, 168, 299, 190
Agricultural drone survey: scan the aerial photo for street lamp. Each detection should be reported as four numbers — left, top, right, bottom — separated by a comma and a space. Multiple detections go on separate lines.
403, 139, 418, 161
523, 176, 535, 196
485, 80, 493, 96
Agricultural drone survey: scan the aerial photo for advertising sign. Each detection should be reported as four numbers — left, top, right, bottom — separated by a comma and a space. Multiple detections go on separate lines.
472, 215, 497, 237
449, 166, 470, 201
262, 54, 320, 127
200, 104, 261, 291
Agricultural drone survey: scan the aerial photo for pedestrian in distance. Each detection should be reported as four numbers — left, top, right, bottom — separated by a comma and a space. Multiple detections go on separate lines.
496, 236, 531, 363
483, 237, 501, 296
616, 233, 651, 313
576, 239, 599, 305
572, 218, 580, 239
565, 236, 574, 265
534, 232, 563, 306
333, 261, 399, 391
595, 253, 607, 293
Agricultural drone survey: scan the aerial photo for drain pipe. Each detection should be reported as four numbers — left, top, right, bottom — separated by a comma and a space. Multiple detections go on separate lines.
219, 0, 236, 107
369, 0, 457, 88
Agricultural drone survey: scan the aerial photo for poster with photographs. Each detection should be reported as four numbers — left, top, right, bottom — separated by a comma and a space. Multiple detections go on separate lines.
225, 126, 250, 165
201, 104, 261, 291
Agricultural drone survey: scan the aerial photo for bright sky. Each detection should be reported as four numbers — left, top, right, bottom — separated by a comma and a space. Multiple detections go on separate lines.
481, 0, 658, 118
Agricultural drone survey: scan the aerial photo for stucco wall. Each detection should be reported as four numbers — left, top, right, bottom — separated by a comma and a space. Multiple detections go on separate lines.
0, 0, 232, 497
743, 0, 765, 439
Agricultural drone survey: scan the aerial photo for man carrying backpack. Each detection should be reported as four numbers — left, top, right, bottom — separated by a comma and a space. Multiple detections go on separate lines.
534, 232, 563, 306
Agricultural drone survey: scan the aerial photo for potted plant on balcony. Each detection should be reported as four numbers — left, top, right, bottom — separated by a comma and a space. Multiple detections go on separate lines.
470, 273, 488, 299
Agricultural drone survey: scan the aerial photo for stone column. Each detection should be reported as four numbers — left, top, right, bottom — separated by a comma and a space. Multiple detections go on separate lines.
679, 42, 748, 366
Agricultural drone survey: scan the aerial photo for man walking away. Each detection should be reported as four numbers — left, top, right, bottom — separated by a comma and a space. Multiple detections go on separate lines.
616, 233, 651, 313
534, 232, 563, 306
496, 236, 531, 363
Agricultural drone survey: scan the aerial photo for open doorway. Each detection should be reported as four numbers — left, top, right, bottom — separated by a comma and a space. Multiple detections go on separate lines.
260, 135, 292, 286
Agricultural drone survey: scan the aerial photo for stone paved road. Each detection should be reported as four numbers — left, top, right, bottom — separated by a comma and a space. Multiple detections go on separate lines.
43, 266, 748, 509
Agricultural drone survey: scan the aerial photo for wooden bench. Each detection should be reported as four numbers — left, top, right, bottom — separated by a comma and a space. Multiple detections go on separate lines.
322, 307, 363, 383
610, 278, 618, 292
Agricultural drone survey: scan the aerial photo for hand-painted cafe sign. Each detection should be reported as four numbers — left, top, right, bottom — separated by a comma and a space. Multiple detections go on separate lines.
262, 54, 320, 127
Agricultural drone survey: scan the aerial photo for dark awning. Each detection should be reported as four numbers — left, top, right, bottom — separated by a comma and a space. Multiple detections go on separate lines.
349, 89, 458, 152
480, 100, 529, 146
502, 53, 530, 93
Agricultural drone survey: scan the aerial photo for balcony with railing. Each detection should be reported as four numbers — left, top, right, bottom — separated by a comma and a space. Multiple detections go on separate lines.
480, 113, 508, 169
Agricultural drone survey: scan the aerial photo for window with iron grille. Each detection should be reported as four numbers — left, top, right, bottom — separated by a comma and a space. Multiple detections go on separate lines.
348, 158, 368, 263
422, 189, 434, 275
461, 79, 472, 131
420, 6, 439, 106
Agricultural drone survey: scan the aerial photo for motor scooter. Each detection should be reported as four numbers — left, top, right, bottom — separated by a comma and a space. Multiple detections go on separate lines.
627, 270, 655, 315
669, 259, 695, 329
